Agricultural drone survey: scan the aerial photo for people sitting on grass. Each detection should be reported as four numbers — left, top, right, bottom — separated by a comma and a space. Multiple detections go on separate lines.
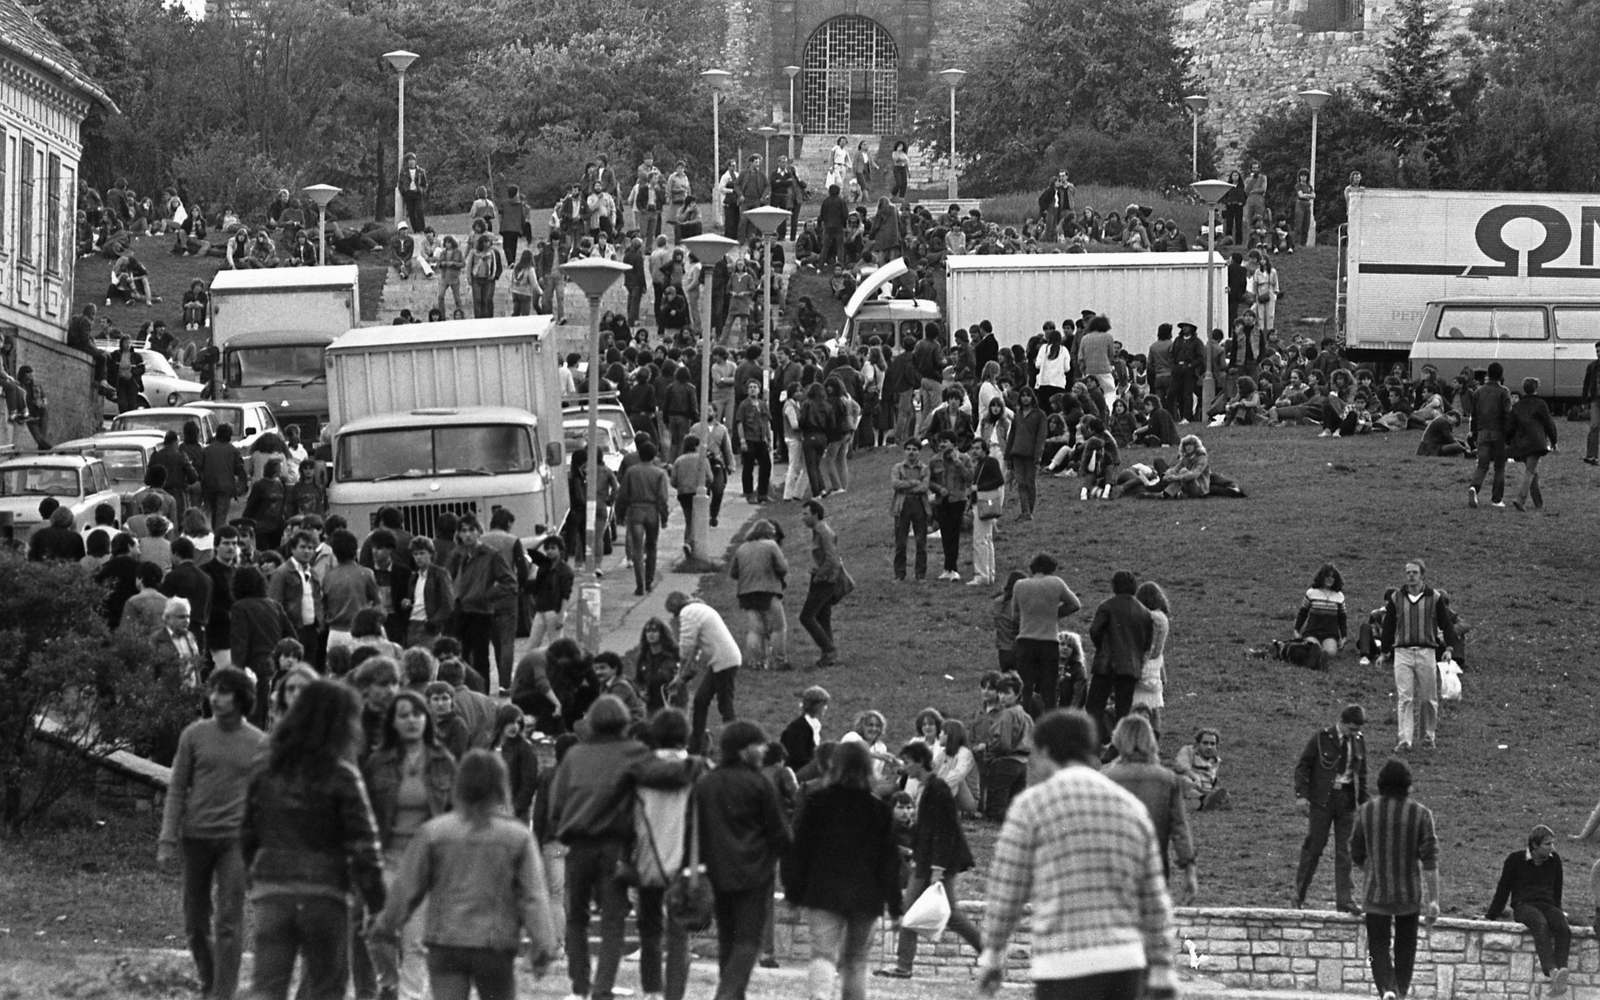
1160, 434, 1210, 498
1295, 563, 1348, 660
1174, 728, 1227, 811
1132, 395, 1179, 448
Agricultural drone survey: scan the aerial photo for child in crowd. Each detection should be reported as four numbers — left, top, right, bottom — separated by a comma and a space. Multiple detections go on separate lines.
984, 674, 1033, 822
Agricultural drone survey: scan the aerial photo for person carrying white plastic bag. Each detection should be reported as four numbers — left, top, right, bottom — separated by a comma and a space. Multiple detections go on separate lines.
875, 742, 983, 980
900, 880, 951, 936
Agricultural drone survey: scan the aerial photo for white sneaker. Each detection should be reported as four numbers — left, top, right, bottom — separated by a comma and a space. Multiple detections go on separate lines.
1359, 657, 1371, 666
1318, 430, 1331, 438
1080, 487, 1089, 500
965, 576, 989, 586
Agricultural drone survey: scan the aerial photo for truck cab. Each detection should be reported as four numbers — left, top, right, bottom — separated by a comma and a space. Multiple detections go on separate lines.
208, 265, 360, 441
219, 330, 333, 440
324, 317, 569, 546
330, 406, 562, 542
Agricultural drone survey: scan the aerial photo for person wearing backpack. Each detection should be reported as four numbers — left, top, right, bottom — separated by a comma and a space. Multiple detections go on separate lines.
626, 708, 707, 1000
467, 233, 506, 319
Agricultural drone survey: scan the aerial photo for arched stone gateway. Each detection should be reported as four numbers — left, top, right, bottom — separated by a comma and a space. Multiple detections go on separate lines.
802, 15, 898, 136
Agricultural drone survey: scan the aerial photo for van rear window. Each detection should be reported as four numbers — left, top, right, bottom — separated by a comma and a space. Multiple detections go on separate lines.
1434, 308, 1545, 341
1554, 308, 1600, 342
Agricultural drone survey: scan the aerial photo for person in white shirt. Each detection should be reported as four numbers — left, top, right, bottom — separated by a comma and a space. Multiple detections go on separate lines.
665, 591, 742, 755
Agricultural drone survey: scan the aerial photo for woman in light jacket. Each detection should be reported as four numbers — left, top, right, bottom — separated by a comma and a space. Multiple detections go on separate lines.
372, 750, 558, 999
1251, 255, 1280, 335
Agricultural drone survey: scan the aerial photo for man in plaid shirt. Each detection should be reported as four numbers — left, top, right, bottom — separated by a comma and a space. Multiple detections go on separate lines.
979, 709, 1177, 1000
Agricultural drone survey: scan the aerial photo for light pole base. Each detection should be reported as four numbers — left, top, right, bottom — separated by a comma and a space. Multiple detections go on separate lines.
1201, 373, 1217, 423
690, 486, 713, 563
574, 581, 602, 656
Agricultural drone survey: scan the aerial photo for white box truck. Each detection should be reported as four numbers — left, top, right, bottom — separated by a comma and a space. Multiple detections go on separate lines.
324, 316, 569, 544
209, 265, 361, 438
1345, 188, 1600, 366
944, 252, 1228, 358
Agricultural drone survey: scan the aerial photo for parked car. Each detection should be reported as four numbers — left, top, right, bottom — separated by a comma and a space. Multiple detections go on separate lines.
562, 416, 626, 473
561, 392, 635, 470
189, 400, 280, 452
0, 453, 118, 540
99, 349, 205, 419
52, 431, 167, 520
109, 406, 219, 445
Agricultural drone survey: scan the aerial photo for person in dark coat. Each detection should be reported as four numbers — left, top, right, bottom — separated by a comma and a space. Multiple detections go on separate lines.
1506, 376, 1558, 512
1293, 703, 1369, 913
781, 741, 902, 999
1468, 361, 1513, 508
201, 527, 242, 671
146, 431, 199, 521
1133, 394, 1181, 447
878, 741, 980, 979
778, 685, 830, 775
698, 720, 791, 1000
159, 538, 213, 655
199, 424, 247, 533
1085, 569, 1155, 741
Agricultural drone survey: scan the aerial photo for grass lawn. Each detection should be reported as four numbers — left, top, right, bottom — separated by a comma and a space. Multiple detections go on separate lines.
697, 425, 1600, 919
71, 232, 391, 357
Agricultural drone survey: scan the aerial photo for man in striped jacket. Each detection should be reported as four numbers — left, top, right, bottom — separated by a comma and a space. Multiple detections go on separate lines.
1381, 559, 1459, 753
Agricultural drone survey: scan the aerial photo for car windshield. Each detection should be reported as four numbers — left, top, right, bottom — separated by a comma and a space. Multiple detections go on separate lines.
95, 449, 146, 483
336, 424, 536, 482
112, 413, 195, 438
0, 466, 83, 497
202, 407, 246, 433
227, 345, 327, 388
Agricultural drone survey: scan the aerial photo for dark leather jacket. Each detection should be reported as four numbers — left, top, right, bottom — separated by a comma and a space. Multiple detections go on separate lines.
240, 759, 386, 912
364, 745, 456, 849
1293, 726, 1368, 811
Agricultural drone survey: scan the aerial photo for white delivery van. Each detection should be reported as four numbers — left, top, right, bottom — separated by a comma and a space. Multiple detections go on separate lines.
209, 265, 361, 438
944, 252, 1226, 358
324, 316, 568, 543
1407, 297, 1600, 402
1346, 188, 1600, 366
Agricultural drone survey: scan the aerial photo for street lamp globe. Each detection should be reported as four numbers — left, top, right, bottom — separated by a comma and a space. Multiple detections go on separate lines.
383, 49, 419, 74
938, 68, 967, 89
1297, 88, 1332, 112
701, 68, 733, 92
1184, 94, 1210, 114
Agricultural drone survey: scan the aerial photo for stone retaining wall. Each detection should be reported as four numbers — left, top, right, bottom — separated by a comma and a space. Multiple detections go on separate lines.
762, 901, 1595, 993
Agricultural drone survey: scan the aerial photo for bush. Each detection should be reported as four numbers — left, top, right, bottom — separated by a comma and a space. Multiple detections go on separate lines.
1043, 127, 1212, 194
170, 127, 305, 221
0, 559, 197, 833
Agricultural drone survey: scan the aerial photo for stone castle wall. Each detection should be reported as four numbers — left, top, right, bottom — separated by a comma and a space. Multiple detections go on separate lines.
1175, 0, 1478, 170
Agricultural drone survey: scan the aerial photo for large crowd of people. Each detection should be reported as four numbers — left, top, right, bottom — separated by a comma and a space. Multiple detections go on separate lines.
23, 138, 1596, 1000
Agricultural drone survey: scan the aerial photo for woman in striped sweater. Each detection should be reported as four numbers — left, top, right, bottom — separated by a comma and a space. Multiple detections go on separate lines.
1295, 563, 1348, 658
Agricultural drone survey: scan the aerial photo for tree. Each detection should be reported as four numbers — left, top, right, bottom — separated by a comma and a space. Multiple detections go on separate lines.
1244, 93, 1402, 229
908, 0, 1197, 195
0, 559, 196, 833
1361, 0, 1460, 181
1447, 0, 1600, 191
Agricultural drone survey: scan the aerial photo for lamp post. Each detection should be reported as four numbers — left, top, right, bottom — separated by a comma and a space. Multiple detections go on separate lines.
1191, 179, 1235, 420
383, 50, 419, 225
743, 205, 792, 387
302, 184, 341, 266
938, 68, 966, 200
1298, 88, 1331, 248
1184, 95, 1209, 179
702, 69, 733, 234
558, 256, 631, 650
679, 234, 740, 560
755, 125, 780, 169
784, 65, 801, 161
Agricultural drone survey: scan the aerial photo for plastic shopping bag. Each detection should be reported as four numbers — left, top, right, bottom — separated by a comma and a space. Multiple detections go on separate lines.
1439, 658, 1463, 701
901, 881, 952, 937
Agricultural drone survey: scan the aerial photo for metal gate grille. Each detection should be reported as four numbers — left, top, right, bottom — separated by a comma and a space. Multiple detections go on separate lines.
802, 16, 898, 135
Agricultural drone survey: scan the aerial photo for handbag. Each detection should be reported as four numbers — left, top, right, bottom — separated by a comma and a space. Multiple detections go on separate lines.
662, 789, 715, 931
830, 564, 856, 606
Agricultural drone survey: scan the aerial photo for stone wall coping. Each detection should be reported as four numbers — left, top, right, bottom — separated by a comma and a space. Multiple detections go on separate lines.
32, 714, 172, 789
1173, 906, 1599, 936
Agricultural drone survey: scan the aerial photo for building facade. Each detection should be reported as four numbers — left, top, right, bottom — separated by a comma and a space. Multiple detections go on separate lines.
0, 0, 115, 450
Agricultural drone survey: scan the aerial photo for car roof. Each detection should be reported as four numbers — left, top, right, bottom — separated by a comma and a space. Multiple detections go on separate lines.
54, 432, 164, 452
192, 400, 267, 412
117, 406, 214, 418
0, 453, 99, 469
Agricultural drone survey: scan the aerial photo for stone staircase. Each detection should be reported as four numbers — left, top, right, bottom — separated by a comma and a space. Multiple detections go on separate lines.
790, 132, 953, 200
